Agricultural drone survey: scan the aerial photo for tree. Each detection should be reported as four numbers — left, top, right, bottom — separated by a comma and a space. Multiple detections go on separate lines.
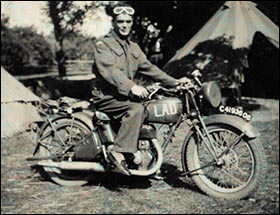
63, 33, 96, 60
45, 1, 116, 76
47, 1, 82, 76
1, 15, 54, 75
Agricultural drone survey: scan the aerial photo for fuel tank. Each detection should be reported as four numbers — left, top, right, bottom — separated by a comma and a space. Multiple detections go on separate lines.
145, 97, 183, 124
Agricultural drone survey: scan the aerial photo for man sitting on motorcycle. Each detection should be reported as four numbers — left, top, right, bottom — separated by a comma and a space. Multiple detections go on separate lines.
92, 2, 190, 175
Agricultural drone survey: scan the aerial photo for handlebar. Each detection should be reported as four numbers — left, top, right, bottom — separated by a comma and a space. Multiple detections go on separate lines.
146, 81, 196, 93
145, 81, 196, 100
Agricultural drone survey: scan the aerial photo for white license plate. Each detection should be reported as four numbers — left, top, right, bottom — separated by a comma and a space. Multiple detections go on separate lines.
219, 105, 252, 121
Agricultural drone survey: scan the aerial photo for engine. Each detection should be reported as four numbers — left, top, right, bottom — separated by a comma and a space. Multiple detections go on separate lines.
133, 140, 154, 170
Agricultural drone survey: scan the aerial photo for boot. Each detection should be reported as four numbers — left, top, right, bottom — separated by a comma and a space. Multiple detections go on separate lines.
107, 151, 131, 176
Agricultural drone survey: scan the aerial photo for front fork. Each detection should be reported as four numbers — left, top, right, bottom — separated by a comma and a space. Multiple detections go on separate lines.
160, 113, 219, 164
179, 115, 221, 177
186, 91, 220, 164
160, 112, 219, 162
192, 114, 220, 163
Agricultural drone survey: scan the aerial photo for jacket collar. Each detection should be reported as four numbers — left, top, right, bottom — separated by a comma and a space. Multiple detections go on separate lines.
104, 30, 140, 57
110, 30, 130, 47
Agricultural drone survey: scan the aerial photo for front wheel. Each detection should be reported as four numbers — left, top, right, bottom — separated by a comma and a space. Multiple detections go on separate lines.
182, 124, 267, 200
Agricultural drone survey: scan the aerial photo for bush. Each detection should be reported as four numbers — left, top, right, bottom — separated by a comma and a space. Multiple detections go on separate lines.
1, 19, 54, 75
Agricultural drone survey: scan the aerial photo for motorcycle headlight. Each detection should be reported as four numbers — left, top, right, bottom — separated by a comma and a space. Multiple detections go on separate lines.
200, 82, 221, 108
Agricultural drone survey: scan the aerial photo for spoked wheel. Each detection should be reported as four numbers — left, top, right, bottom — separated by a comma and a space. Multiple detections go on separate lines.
35, 118, 93, 186
182, 125, 267, 200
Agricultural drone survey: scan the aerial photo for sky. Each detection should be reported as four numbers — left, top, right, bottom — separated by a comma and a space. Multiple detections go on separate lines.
1, 1, 112, 38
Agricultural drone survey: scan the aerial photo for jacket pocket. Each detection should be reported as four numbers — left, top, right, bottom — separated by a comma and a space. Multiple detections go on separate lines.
110, 45, 124, 57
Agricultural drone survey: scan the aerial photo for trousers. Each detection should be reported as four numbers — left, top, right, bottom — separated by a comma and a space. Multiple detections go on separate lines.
93, 94, 147, 153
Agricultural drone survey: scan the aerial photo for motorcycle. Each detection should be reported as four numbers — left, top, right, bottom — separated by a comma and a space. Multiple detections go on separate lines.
27, 70, 267, 200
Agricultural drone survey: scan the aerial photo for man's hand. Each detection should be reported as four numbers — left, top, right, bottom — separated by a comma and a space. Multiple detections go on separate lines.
177, 77, 191, 84
131, 85, 149, 99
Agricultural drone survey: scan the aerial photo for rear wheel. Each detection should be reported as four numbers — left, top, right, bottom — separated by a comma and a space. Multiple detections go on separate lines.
182, 124, 267, 200
35, 118, 93, 186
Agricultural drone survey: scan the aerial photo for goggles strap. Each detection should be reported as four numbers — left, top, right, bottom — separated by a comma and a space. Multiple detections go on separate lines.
113, 7, 135, 15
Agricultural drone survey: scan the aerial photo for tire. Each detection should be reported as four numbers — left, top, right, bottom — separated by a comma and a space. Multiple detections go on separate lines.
181, 124, 267, 200
35, 118, 93, 186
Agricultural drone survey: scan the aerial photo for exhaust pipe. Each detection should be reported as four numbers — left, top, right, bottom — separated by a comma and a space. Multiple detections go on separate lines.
37, 139, 163, 176
38, 161, 106, 172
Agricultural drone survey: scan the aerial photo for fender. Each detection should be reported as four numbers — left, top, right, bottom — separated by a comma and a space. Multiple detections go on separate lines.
33, 111, 95, 156
203, 114, 259, 138
72, 111, 95, 130
181, 114, 259, 163
39, 111, 95, 135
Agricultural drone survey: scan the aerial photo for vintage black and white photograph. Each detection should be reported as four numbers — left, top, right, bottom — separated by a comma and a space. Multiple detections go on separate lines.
1, 1, 279, 214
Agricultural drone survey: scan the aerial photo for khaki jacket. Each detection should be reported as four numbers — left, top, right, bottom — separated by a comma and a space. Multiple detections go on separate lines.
92, 31, 177, 99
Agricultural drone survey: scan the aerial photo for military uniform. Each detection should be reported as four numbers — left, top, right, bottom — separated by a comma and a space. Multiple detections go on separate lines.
92, 30, 177, 153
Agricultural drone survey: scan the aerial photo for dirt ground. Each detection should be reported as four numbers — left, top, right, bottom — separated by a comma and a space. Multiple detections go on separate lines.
1, 97, 279, 214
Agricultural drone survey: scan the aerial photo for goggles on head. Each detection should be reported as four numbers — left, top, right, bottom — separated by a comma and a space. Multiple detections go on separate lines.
113, 6, 135, 15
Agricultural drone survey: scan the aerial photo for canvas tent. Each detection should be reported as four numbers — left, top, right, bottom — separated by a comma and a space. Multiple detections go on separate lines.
1, 67, 42, 138
163, 1, 279, 101
165, 1, 279, 65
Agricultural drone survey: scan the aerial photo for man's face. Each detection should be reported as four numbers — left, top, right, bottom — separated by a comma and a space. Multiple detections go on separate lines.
113, 14, 133, 38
